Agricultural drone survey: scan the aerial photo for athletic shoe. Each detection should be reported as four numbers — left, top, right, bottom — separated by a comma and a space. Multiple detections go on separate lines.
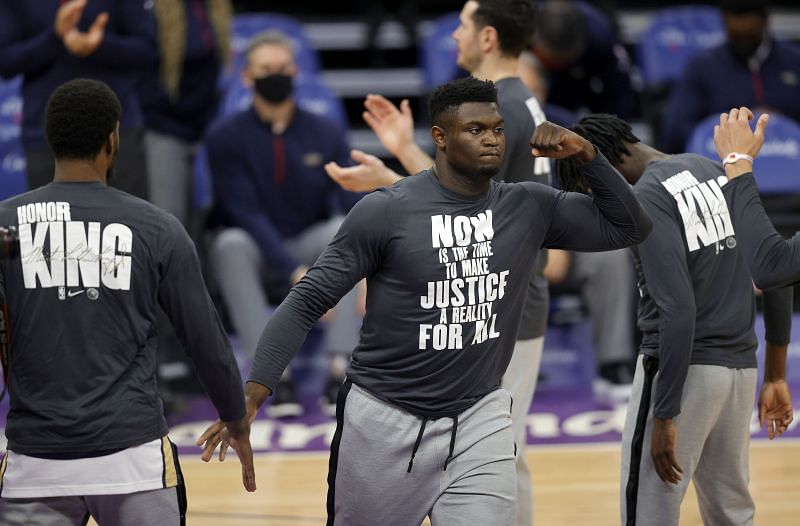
320, 375, 344, 417
266, 379, 304, 418
593, 362, 634, 402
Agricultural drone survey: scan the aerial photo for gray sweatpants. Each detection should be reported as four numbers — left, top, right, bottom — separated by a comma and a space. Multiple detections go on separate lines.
209, 219, 360, 359
0, 486, 183, 526
620, 354, 757, 526
327, 382, 516, 526
572, 250, 636, 366
144, 129, 194, 227
501, 337, 544, 526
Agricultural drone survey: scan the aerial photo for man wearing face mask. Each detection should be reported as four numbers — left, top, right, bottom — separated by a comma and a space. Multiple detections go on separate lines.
204, 31, 363, 417
660, 0, 800, 154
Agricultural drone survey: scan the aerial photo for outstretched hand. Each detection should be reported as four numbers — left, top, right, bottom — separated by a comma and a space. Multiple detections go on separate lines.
325, 149, 402, 192
530, 121, 596, 164
197, 413, 257, 492
714, 106, 769, 160
363, 94, 415, 157
63, 11, 108, 57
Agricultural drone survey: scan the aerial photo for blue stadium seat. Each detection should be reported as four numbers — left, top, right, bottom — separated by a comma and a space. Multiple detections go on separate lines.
686, 112, 800, 194
418, 12, 461, 90
637, 6, 725, 88
0, 76, 26, 199
226, 13, 321, 87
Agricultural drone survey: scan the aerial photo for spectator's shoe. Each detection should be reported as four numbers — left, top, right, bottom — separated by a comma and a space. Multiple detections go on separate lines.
266, 379, 304, 418
320, 375, 345, 417
593, 362, 634, 403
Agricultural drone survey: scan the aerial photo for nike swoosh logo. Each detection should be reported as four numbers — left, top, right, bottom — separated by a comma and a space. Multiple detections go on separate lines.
67, 290, 85, 297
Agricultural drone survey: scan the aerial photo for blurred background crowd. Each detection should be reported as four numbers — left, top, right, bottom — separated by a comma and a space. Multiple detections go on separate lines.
0, 0, 798, 419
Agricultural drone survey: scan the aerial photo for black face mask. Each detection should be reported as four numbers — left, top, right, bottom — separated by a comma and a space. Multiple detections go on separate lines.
729, 37, 762, 62
254, 73, 293, 103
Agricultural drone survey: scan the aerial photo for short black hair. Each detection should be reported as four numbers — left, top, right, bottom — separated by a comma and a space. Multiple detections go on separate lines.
534, 2, 588, 60
472, 0, 538, 57
45, 79, 121, 161
720, 0, 769, 16
428, 77, 498, 128
557, 114, 639, 192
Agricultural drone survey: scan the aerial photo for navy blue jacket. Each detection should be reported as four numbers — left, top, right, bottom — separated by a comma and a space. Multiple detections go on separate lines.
140, 0, 221, 142
0, 0, 156, 149
205, 106, 361, 282
661, 39, 800, 153
538, 1, 636, 117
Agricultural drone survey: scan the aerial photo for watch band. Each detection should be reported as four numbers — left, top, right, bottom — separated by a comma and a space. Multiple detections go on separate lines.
722, 152, 754, 167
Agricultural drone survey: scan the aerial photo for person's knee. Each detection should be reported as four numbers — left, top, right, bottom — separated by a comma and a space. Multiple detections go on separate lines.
210, 228, 255, 259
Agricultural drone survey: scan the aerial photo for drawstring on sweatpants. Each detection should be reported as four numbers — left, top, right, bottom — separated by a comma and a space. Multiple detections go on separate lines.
407, 414, 459, 473
407, 417, 428, 473
443, 414, 458, 471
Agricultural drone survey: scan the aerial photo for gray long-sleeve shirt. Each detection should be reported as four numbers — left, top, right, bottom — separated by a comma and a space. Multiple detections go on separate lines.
632, 155, 791, 419
724, 172, 800, 290
0, 182, 245, 457
249, 152, 652, 417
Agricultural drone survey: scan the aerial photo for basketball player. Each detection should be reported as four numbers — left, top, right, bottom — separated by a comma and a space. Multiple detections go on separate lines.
200, 77, 652, 525
327, 3, 552, 522
556, 113, 793, 525
0, 79, 255, 526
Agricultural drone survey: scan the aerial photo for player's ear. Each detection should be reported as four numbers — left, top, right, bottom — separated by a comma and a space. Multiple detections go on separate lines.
431, 125, 447, 151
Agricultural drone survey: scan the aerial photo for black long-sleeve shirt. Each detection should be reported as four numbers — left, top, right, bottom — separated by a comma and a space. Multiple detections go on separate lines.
249, 152, 652, 417
0, 182, 244, 457
632, 155, 792, 419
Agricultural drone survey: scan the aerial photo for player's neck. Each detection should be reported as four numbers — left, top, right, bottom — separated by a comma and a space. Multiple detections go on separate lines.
625, 143, 671, 183
53, 159, 107, 184
471, 54, 519, 83
253, 96, 295, 134
433, 156, 491, 197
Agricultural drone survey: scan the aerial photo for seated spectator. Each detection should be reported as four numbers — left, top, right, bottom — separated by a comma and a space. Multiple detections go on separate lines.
661, 0, 800, 153
205, 31, 362, 418
543, 249, 638, 399
530, 0, 636, 118
0, 0, 155, 199
517, 50, 577, 128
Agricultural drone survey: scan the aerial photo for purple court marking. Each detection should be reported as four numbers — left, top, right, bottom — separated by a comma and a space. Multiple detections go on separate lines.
1, 316, 798, 456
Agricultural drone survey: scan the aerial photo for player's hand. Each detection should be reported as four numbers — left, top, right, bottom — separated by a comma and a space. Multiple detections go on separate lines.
714, 106, 768, 160
714, 107, 769, 180
197, 408, 258, 492
530, 121, 596, 164
63, 12, 108, 57
55, 0, 86, 38
758, 380, 794, 440
325, 149, 402, 192
363, 95, 415, 157
651, 417, 683, 485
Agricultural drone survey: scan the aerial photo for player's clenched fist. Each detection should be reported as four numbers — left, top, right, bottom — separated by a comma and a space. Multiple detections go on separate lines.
530, 121, 596, 164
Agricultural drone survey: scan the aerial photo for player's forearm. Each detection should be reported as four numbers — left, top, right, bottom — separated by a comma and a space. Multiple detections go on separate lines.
764, 342, 788, 383
580, 152, 653, 246
725, 174, 800, 289
395, 142, 434, 176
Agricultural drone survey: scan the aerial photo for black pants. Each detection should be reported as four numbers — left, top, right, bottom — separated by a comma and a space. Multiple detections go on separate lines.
25, 127, 149, 200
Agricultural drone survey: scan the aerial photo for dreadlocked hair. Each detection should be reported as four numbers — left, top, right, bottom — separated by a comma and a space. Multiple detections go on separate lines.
556, 114, 640, 193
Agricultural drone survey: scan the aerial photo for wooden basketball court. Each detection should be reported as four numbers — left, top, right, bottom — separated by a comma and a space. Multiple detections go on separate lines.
116, 438, 799, 525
